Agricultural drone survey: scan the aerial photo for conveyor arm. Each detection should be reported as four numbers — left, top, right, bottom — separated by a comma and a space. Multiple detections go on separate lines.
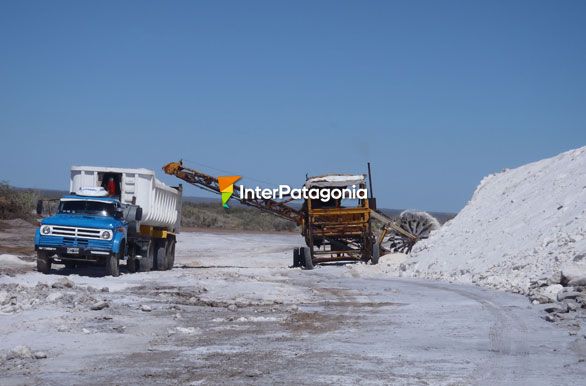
163, 161, 303, 224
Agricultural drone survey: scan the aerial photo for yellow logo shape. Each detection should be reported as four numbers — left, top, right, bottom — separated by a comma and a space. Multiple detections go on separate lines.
218, 176, 241, 208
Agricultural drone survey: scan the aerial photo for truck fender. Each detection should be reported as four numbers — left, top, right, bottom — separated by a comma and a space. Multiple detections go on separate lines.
111, 232, 126, 255
34, 228, 41, 247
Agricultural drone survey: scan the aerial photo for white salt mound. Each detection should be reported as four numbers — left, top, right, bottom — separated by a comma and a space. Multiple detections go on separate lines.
405, 146, 586, 292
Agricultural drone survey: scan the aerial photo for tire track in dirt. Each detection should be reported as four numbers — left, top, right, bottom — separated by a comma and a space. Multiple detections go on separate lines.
405, 280, 530, 385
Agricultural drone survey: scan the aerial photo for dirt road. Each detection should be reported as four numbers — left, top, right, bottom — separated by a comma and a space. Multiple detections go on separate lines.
1, 231, 585, 385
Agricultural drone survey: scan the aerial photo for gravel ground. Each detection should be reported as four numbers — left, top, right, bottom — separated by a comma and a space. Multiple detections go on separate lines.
0, 231, 585, 385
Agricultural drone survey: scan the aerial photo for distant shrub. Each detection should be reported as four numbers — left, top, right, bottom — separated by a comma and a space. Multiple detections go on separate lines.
181, 202, 296, 232
0, 181, 38, 221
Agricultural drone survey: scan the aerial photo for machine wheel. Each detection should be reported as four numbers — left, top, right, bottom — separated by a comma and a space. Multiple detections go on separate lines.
302, 247, 314, 270
105, 252, 120, 277
155, 241, 168, 271
165, 240, 176, 270
292, 248, 302, 267
36, 251, 51, 274
138, 242, 154, 272
371, 243, 380, 265
387, 211, 441, 253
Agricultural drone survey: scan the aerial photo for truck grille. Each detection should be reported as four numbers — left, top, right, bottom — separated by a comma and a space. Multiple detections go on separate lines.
39, 235, 112, 250
51, 226, 103, 239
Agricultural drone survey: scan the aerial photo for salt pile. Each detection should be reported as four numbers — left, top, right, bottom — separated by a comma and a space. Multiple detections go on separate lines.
404, 146, 586, 293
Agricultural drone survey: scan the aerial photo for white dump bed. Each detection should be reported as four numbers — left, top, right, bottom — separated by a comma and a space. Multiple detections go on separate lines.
70, 166, 181, 230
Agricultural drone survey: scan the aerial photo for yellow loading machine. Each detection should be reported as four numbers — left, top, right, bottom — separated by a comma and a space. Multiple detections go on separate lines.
163, 161, 438, 269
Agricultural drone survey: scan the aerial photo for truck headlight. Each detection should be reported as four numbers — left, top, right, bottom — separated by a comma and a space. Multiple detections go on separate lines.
101, 230, 112, 240
41, 225, 51, 235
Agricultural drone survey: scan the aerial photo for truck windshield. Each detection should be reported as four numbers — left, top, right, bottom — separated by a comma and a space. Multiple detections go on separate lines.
58, 200, 117, 217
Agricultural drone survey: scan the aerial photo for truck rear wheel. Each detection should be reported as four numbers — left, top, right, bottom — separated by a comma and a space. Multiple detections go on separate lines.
138, 242, 154, 272
105, 253, 120, 277
165, 240, 176, 270
127, 256, 137, 273
36, 251, 51, 274
155, 242, 168, 271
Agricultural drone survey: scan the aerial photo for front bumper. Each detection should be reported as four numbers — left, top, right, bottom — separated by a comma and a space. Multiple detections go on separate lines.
35, 234, 113, 258
36, 245, 111, 260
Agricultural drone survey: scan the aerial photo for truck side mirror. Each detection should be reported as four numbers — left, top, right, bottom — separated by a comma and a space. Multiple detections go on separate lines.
135, 207, 143, 221
36, 200, 44, 215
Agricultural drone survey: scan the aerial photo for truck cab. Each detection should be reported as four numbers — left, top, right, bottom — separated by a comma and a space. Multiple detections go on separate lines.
35, 188, 130, 276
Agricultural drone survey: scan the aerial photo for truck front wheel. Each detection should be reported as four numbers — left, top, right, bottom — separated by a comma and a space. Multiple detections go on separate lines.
105, 252, 120, 277
36, 251, 51, 274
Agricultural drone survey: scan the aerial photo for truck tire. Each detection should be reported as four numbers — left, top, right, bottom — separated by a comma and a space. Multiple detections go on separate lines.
165, 240, 176, 270
105, 252, 120, 277
127, 256, 137, 273
138, 242, 154, 272
155, 242, 168, 271
302, 247, 314, 270
371, 243, 380, 265
36, 251, 51, 274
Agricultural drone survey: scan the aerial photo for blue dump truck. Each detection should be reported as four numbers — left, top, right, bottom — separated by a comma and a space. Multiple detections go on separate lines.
35, 166, 182, 276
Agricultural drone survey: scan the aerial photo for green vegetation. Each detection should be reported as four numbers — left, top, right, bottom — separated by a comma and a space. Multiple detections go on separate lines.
0, 182, 38, 221
181, 202, 297, 232
0, 183, 453, 233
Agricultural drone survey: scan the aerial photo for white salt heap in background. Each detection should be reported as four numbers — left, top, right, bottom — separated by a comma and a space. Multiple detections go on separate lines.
403, 146, 586, 293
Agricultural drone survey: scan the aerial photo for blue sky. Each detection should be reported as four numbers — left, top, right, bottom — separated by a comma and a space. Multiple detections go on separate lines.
1, 1, 585, 212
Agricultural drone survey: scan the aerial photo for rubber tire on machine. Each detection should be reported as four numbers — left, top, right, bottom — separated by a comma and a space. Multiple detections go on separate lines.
155, 241, 168, 271
105, 252, 120, 277
165, 240, 176, 270
138, 241, 154, 272
292, 247, 301, 267
302, 247, 314, 270
371, 243, 380, 265
36, 251, 51, 274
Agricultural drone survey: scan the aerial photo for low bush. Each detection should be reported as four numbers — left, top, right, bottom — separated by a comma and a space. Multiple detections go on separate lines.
0, 182, 38, 221
181, 202, 296, 232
